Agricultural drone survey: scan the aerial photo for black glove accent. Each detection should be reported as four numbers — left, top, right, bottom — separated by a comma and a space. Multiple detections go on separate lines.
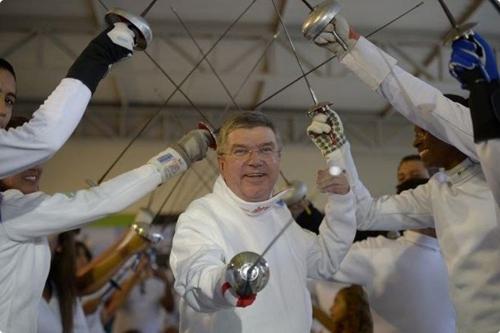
469, 81, 500, 142
66, 27, 131, 94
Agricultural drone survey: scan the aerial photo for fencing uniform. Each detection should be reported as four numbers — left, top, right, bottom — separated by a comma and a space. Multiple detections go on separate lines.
0, 78, 91, 178
329, 141, 500, 332
170, 175, 356, 333
0, 164, 162, 332
332, 231, 455, 333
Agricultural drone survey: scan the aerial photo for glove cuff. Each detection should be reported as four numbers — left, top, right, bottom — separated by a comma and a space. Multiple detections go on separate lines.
66, 28, 132, 94
148, 147, 188, 183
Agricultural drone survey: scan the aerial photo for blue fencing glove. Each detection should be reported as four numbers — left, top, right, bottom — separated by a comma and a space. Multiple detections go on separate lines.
449, 33, 499, 89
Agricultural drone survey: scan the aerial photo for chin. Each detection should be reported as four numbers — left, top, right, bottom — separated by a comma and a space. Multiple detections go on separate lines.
242, 189, 271, 202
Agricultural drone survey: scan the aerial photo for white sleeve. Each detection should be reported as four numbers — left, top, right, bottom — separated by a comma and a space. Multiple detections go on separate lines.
170, 207, 231, 313
0, 78, 91, 178
306, 190, 357, 280
327, 141, 434, 230
331, 240, 377, 286
0, 164, 162, 241
476, 140, 500, 206
341, 37, 477, 160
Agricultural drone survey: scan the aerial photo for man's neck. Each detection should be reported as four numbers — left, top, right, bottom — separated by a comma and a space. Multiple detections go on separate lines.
442, 154, 467, 171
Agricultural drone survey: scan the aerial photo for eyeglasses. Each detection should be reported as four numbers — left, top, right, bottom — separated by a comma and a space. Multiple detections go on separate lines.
223, 145, 280, 159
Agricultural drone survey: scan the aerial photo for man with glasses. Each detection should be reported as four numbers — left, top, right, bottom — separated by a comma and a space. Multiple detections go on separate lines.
170, 111, 357, 333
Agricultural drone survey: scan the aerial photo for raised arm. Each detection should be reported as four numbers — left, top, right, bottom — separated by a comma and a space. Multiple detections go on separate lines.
306, 15, 477, 160
0, 23, 135, 177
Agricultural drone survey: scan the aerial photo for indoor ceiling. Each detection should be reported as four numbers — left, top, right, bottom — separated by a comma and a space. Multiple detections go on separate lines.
0, 0, 498, 142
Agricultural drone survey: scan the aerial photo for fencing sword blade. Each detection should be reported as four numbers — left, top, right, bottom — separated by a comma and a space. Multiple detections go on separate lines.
94, 1, 258, 184
140, 0, 159, 17
171, 6, 242, 112
271, 0, 319, 105
253, 1, 424, 109
436, 0, 459, 29
218, 32, 280, 122
435, 0, 477, 44
143, 50, 212, 125
248, 217, 295, 277
301, 0, 314, 11
152, 172, 188, 227
96, 0, 109, 11
489, 0, 500, 14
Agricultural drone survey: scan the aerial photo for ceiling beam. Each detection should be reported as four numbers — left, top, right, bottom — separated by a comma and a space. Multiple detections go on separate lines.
379, 0, 485, 118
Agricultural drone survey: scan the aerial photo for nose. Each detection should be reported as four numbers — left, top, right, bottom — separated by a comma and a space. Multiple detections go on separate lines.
246, 150, 264, 165
0, 98, 9, 128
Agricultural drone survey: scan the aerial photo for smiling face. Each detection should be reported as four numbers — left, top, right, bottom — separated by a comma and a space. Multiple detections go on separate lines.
218, 127, 281, 202
0, 165, 43, 194
0, 68, 17, 128
412, 126, 466, 170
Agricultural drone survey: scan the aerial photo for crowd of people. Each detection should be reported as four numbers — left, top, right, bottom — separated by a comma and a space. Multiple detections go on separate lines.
0, 6, 498, 333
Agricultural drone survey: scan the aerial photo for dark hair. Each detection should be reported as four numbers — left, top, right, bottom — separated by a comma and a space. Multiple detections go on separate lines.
396, 177, 429, 194
0, 58, 16, 79
46, 232, 78, 333
444, 93, 469, 108
397, 154, 421, 170
331, 285, 373, 333
5, 116, 29, 130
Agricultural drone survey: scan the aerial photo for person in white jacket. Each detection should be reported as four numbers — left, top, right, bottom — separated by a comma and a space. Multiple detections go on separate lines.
0, 124, 212, 333
0, 22, 138, 178
169, 111, 357, 333
314, 160, 455, 333
307, 93, 499, 331
448, 32, 500, 205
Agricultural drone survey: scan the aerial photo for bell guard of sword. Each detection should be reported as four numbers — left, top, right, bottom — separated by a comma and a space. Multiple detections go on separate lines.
221, 251, 270, 307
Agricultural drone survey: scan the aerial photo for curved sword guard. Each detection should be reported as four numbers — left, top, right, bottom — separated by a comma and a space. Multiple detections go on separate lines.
302, 0, 342, 41
105, 8, 153, 50
198, 122, 218, 150
307, 101, 335, 118
443, 22, 477, 45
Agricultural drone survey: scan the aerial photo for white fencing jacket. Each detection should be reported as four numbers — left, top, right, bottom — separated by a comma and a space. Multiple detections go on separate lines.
328, 142, 500, 332
0, 164, 162, 333
170, 176, 356, 333
0, 78, 91, 178
476, 140, 500, 205
341, 36, 500, 206
332, 231, 456, 333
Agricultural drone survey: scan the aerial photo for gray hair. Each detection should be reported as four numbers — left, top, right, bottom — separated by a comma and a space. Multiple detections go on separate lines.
217, 111, 282, 155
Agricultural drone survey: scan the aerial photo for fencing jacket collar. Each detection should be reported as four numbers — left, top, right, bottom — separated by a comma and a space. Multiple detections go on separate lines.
214, 176, 289, 217
434, 158, 480, 185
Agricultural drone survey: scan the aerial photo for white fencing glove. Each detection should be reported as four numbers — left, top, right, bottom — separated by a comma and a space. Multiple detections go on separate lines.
313, 15, 358, 59
107, 22, 135, 52
148, 129, 211, 182
307, 102, 346, 159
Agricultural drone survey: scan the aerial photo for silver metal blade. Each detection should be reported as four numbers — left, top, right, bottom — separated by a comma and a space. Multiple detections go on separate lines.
437, 0, 459, 30
94, 0, 258, 184
271, 0, 319, 104
247, 217, 295, 279
253, 1, 424, 109
171, 6, 242, 112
